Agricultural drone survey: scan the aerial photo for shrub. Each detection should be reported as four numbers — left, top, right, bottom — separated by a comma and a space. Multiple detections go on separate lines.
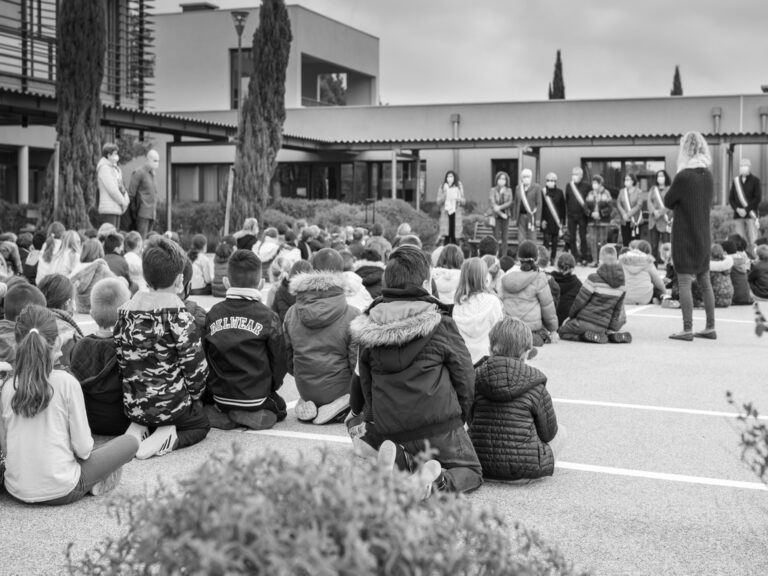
67, 448, 589, 576
0, 201, 37, 233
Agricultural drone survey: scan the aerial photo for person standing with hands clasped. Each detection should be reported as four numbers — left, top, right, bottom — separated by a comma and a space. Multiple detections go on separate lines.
97, 143, 129, 230
664, 131, 716, 341
617, 174, 643, 248
438, 171, 465, 246
541, 172, 565, 266
515, 169, 542, 244
728, 158, 761, 253
647, 170, 672, 265
489, 171, 513, 257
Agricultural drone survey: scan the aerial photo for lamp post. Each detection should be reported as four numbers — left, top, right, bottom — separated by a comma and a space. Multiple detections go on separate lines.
231, 11, 249, 111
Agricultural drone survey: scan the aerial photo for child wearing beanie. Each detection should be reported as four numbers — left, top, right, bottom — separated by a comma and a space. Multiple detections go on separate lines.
551, 253, 583, 326
69, 278, 132, 435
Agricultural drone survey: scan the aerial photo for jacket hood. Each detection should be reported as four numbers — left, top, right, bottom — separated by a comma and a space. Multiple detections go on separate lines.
342, 270, 368, 296
593, 262, 626, 288
475, 356, 547, 402
619, 250, 654, 274
354, 262, 385, 287
70, 259, 113, 293
290, 271, 349, 328
257, 239, 281, 262
70, 336, 118, 388
500, 269, 541, 293
551, 270, 581, 288
453, 293, 501, 339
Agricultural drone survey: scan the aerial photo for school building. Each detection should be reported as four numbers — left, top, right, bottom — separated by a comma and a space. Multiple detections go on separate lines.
2, 2, 768, 223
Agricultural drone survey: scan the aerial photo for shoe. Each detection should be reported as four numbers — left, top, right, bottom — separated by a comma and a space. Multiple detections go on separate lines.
377, 440, 410, 474
295, 399, 318, 422
345, 411, 364, 433
229, 409, 277, 430
661, 298, 681, 309
203, 404, 237, 430
352, 436, 379, 461
136, 425, 178, 460
693, 329, 717, 340
581, 330, 608, 344
669, 331, 694, 341
90, 467, 123, 496
412, 459, 443, 500
125, 422, 150, 443
314, 393, 350, 425
527, 347, 538, 360
608, 332, 632, 344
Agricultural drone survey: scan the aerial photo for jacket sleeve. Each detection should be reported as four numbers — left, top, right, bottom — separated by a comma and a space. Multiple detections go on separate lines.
173, 311, 208, 400
538, 275, 559, 332
728, 180, 740, 212
748, 178, 762, 214
282, 312, 294, 375
532, 387, 558, 444
440, 319, 475, 423
267, 312, 288, 391
128, 169, 142, 201
498, 189, 513, 212
346, 310, 360, 375
358, 347, 373, 412
557, 190, 566, 221
664, 174, 684, 210
608, 292, 627, 332
630, 190, 642, 217
534, 186, 543, 224
648, 264, 666, 292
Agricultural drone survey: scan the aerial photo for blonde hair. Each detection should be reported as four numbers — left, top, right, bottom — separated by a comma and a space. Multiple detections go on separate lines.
269, 254, 294, 284
454, 257, 490, 304
677, 131, 711, 172
490, 317, 532, 359
11, 305, 59, 418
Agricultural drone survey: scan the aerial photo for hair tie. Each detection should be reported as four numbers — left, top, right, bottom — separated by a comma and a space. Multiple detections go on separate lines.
29, 328, 39, 335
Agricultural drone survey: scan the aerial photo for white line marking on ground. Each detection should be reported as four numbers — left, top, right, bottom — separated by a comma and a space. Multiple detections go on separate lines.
626, 305, 653, 315
630, 313, 753, 325
552, 398, 768, 420
286, 400, 297, 410
246, 429, 767, 491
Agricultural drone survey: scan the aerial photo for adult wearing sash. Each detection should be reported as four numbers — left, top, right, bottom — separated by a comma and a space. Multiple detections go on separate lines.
514, 169, 542, 244
664, 131, 716, 341
728, 158, 761, 252
565, 167, 592, 265
647, 169, 672, 265
489, 171, 513, 256
617, 173, 643, 248
437, 170, 465, 246
541, 172, 565, 266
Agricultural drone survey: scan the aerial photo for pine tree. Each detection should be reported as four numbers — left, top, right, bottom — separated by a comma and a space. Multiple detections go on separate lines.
671, 65, 683, 96
42, 0, 106, 228
232, 0, 293, 226
549, 50, 565, 100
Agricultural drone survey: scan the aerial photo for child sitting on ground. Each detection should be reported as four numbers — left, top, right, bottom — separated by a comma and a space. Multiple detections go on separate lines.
188, 234, 214, 296
263, 255, 293, 309
103, 233, 133, 291
0, 282, 47, 363
537, 245, 561, 309
469, 317, 563, 481
115, 236, 210, 459
481, 254, 503, 295
722, 238, 752, 305
709, 243, 734, 308
551, 253, 582, 326
124, 231, 146, 292
284, 248, 359, 424
354, 248, 386, 299
0, 305, 138, 504
558, 245, 631, 344
340, 250, 374, 313
70, 279, 132, 436
36, 274, 83, 368
272, 259, 312, 323
351, 245, 480, 496
619, 240, 666, 305
212, 237, 235, 298
748, 244, 768, 301
499, 241, 559, 347
179, 257, 207, 339
431, 244, 464, 304
203, 250, 287, 431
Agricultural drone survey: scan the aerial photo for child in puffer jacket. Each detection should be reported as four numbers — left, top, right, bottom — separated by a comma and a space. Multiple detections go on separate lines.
272, 259, 312, 323
619, 240, 666, 305
499, 241, 559, 347
354, 248, 386, 299
340, 250, 373, 313
709, 244, 734, 308
550, 253, 582, 326
469, 317, 563, 481
723, 237, 752, 305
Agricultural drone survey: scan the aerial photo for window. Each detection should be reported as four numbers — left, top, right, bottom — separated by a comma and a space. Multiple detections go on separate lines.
491, 159, 519, 189
230, 47, 253, 109
582, 157, 666, 197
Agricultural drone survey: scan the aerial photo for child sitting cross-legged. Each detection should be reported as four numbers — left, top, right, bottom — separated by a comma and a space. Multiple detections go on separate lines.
284, 248, 359, 425
351, 245, 481, 497
469, 317, 564, 482
0, 305, 139, 504
203, 249, 288, 431
70, 278, 132, 436
0, 282, 47, 363
115, 236, 210, 459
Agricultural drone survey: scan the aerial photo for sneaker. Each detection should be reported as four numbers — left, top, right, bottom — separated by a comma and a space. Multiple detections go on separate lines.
581, 330, 608, 344
693, 329, 717, 340
314, 394, 350, 425
608, 331, 632, 344
90, 467, 123, 496
125, 422, 150, 443
229, 409, 277, 430
412, 459, 443, 500
669, 331, 693, 342
295, 399, 318, 422
203, 404, 237, 430
136, 425, 178, 460
377, 440, 410, 474
352, 436, 379, 461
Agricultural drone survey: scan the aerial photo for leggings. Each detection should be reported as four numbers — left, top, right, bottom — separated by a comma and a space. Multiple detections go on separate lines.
678, 272, 715, 332
446, 213, 456, 245
39, 434, 139, 506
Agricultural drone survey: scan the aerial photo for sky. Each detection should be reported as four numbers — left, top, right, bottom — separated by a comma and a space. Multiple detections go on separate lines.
154, 0, 768, 104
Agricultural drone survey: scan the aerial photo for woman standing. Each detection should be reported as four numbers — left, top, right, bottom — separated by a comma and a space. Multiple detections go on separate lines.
664, 131, 716, 341
647, 170, 672, 265
97, 143, 129, 229
437, 170, 465, 246
586, 175, 615, 265
489, 171, 513, 257
617, 173, 643, 247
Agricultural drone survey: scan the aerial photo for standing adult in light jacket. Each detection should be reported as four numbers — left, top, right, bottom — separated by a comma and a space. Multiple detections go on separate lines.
514, 169, 542, 244
96, 143, 129, 229
647, 169, 672, 265
437, 170, 465, 246
617, 173, 644, 248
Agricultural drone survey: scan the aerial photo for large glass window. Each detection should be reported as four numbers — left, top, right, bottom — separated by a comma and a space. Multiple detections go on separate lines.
582, 157, 666, 197
230, 47, 253, 109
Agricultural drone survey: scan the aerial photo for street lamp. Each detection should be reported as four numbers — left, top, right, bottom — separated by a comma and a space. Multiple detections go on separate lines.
231, 11, 249, 110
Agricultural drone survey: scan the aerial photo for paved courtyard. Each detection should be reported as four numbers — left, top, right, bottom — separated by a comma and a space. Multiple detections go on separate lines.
1, 283, 767, 575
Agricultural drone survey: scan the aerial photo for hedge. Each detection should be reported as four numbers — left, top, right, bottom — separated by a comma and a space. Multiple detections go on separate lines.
67, 448, 590, 575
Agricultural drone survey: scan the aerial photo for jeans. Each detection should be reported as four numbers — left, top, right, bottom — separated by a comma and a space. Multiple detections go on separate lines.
517, 215, 537, 244
137, 217, 155, 237
99, 214, 121, 230
446, 213, 456, 245
36, 435, 139, 505
567, 215, 590, 262
494, 216, 509, 257
542, 226, 560, 264
649, 227, 670, 264
678, 272, 715, 332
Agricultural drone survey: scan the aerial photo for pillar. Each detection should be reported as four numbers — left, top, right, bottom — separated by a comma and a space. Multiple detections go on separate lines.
18, 146, 29, 204
391, 149, 397, 200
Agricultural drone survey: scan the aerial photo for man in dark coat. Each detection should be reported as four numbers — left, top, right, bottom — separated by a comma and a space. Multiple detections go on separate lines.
728, 158, 761, 252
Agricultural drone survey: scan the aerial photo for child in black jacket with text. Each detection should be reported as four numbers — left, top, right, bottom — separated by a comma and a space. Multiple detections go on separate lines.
350, 245, 482, 496
203, 250, 287, 430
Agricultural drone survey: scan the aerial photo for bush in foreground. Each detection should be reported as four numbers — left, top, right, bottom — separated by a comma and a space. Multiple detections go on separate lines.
67, 448, 589, 575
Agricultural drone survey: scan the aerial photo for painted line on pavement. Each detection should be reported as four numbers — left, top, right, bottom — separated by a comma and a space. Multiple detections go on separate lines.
286, 400, 298, 410
552, 398, 768, 420
630, 313, 753, 325
626, 305, 653, 315
246, 428, 767, 491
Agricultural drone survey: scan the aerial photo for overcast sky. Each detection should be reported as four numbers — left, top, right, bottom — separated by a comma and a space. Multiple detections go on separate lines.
155, 0, 768, 104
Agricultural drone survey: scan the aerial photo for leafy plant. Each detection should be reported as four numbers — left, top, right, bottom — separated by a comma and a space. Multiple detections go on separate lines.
67, 448, 589, 575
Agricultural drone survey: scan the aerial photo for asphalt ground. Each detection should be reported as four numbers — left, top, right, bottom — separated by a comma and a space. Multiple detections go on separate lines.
1, 272, 767, 575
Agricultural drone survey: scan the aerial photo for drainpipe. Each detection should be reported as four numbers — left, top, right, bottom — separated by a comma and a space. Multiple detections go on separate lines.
451, 113, 460, 173
711, 107, 726, 205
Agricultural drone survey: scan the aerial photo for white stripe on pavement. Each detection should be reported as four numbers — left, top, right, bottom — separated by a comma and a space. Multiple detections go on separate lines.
552, 398, 768, 420
286, 400, 298, 410
626, 305, 653, 315
630, 313, 753, 324
246, 428, 767, 491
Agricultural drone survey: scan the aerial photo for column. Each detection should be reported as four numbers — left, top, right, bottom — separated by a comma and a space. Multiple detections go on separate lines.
18, 146, 29, 204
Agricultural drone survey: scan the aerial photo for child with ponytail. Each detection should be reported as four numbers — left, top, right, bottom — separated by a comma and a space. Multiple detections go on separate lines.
0, 305, 139, 504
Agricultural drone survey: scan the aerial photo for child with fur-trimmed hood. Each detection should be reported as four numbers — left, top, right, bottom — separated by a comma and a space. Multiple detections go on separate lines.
284, 248, 359, 425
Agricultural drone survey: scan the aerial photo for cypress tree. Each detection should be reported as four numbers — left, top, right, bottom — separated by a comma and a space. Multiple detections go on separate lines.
671, 65, 683, 96
232, 0, 292, 226
549, 50, 565, 100
43, 0, 105, 228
